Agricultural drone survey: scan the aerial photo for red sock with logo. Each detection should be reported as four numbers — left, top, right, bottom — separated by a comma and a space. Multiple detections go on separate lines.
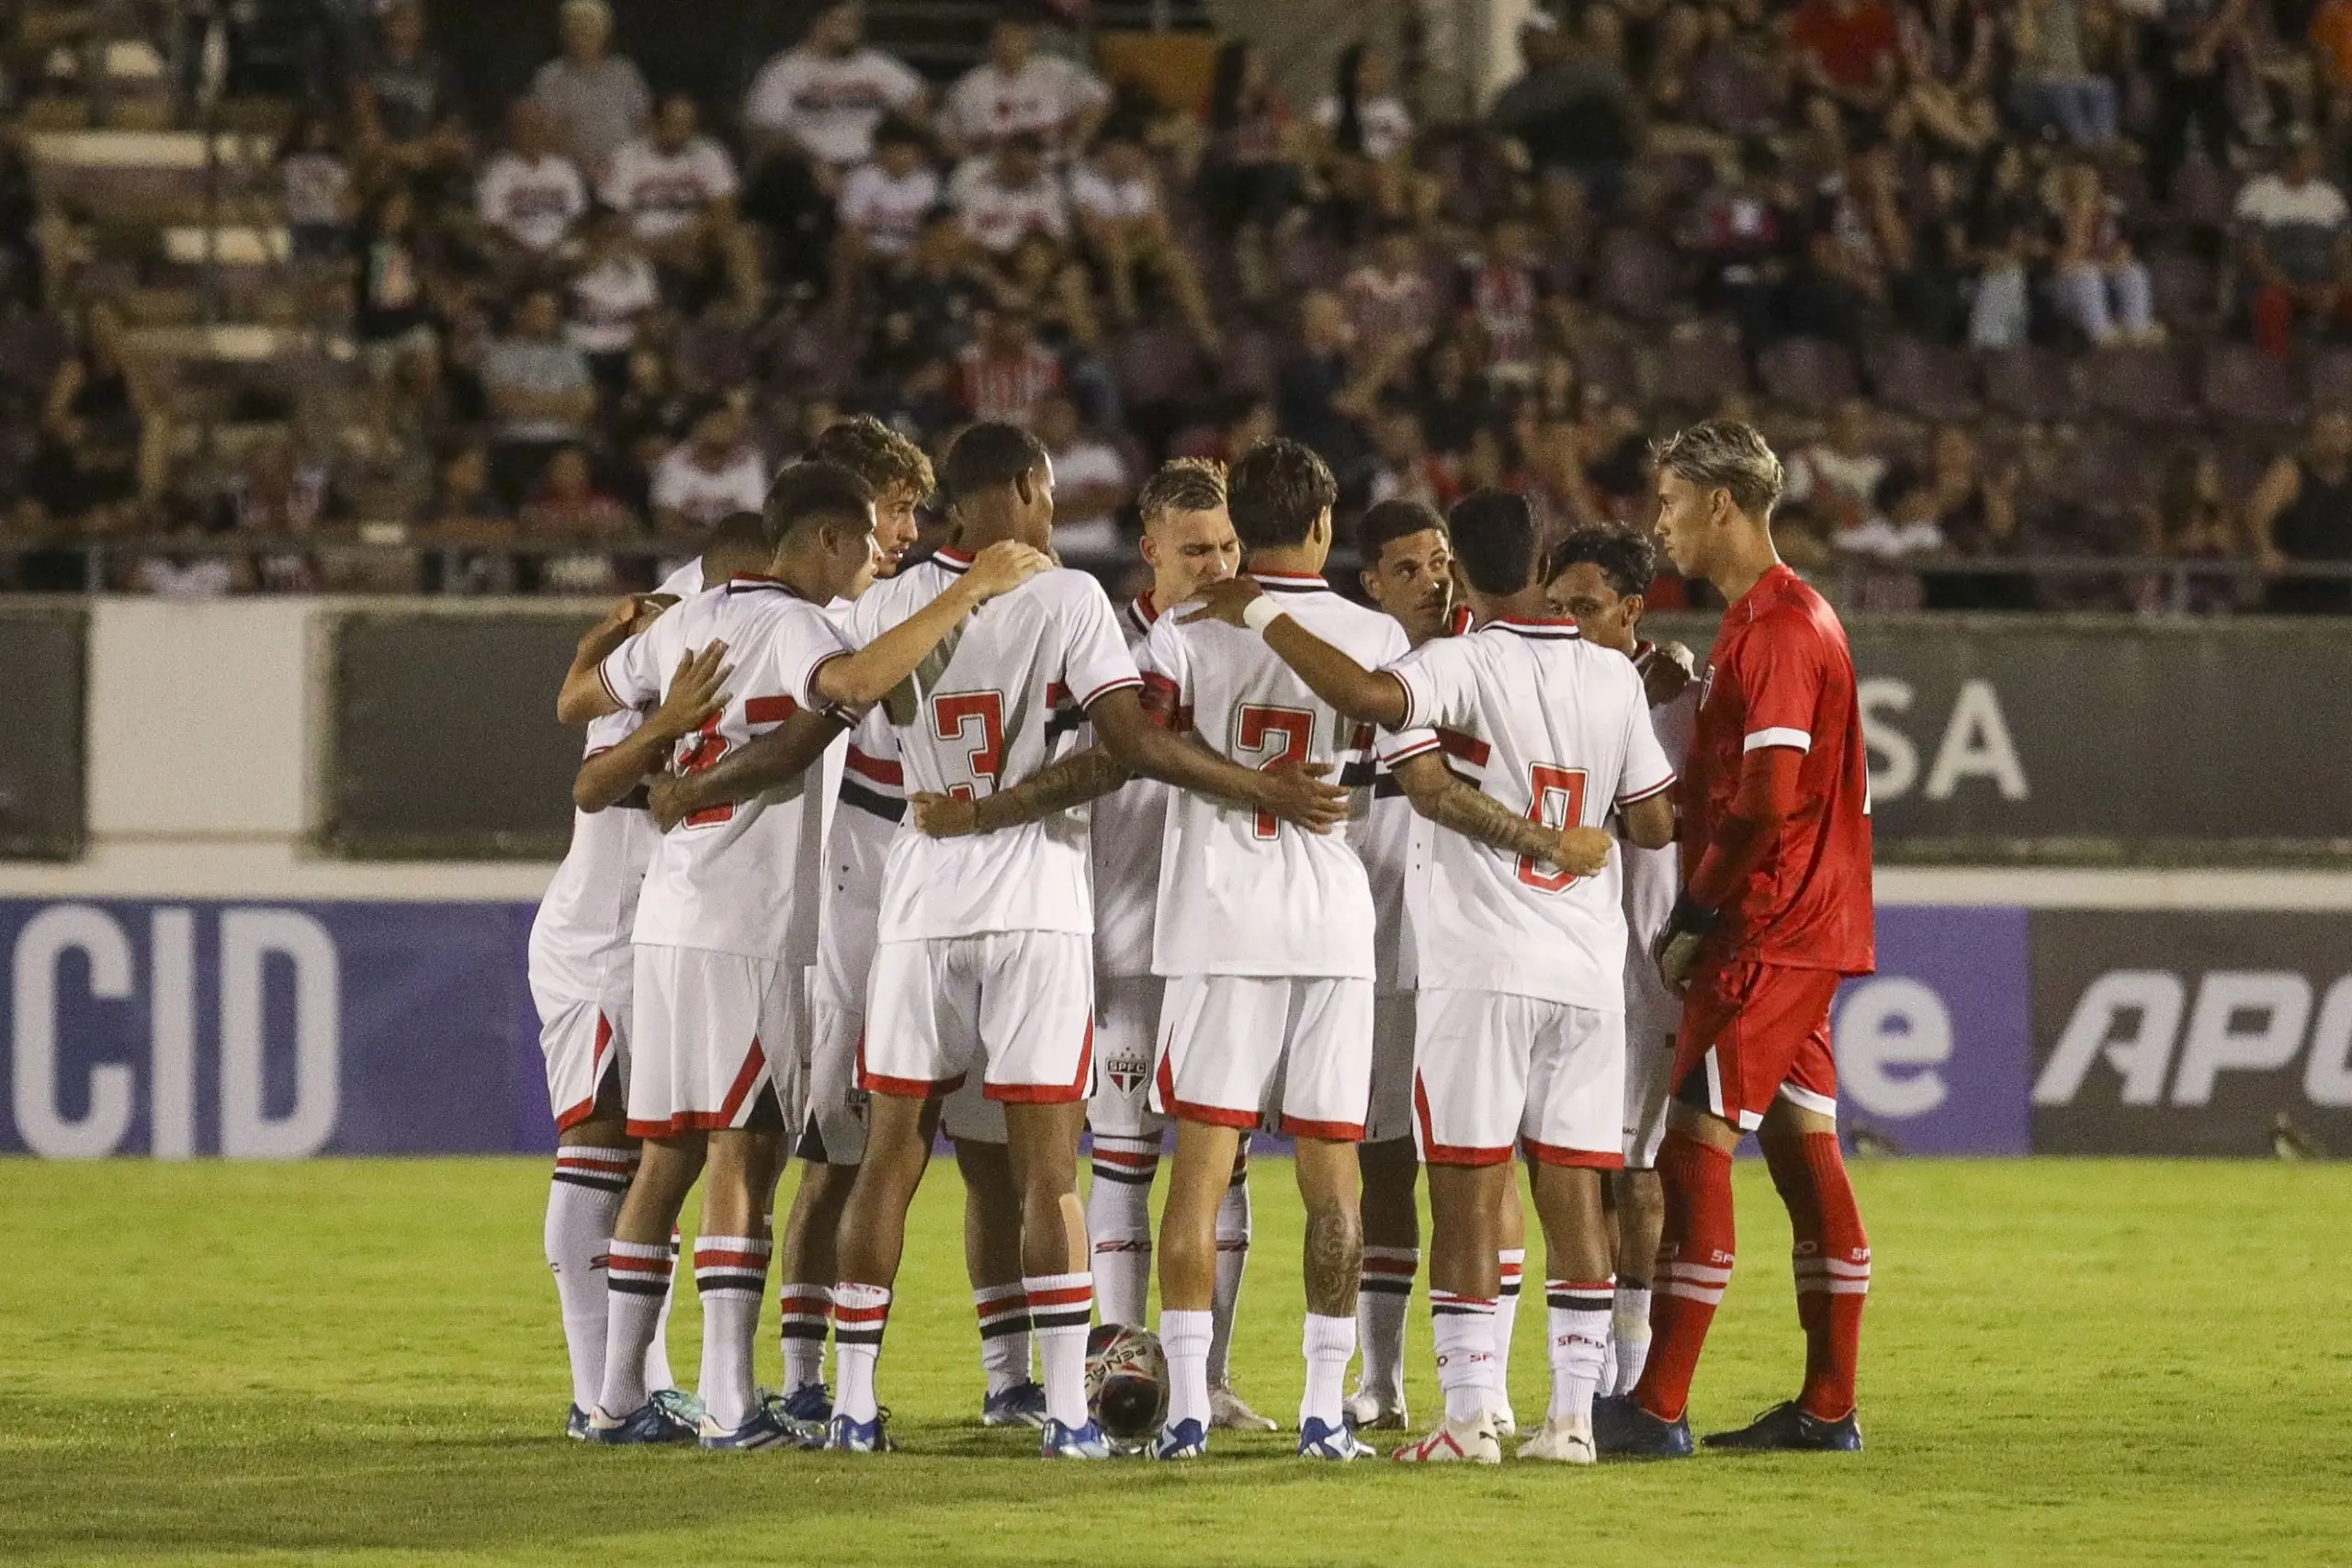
1792, 1132, 1868, 1420
1634, 1131, 1736, 1425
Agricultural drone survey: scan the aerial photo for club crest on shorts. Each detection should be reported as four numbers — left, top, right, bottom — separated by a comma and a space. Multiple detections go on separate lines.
1103, 1051, 1148, 1097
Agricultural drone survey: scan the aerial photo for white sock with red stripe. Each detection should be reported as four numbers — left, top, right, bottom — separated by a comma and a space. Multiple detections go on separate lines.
546, 1145, 636, 1412
1207, 1168, 1251, 1385
1354, 1246, 1417, 1404
595, 1237, 673, 1419
641, 1229, 680, 1393
1160, 1306, 1214, 1432
1430, 1292, 1499, 1424
831, 1281, 892, 1425
1611, 1284, 1653, 1396
695, 1235, 771, 1432
1300, 1313, 1356, 1431
1545, 1277, 1613, 1427
973, 1283, 1033, 1396
777, 1283, 831, 1393
1085, 1135, 1159, 1328
1024, 1270, 1094, 1428
1491, 1248, 1526, 1405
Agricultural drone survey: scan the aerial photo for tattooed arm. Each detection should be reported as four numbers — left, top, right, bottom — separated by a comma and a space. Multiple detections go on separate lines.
1393, 752, 1613, 875
910, 746, 1133, 837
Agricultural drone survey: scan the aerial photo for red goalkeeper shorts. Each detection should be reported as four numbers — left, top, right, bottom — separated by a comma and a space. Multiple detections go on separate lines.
1671, 955, 1841, 1133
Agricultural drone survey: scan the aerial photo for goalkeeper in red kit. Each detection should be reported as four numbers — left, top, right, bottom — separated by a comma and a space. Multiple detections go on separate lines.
1598, 420, 1876, 1458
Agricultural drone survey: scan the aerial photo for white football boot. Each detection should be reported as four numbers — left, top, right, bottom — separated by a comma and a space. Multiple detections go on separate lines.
1390, 1415, 1502, 1465
1518, 1416, 1598, 1464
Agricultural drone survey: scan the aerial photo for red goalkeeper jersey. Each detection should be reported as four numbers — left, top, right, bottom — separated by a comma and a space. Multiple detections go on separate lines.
1682, 564, 1876, 975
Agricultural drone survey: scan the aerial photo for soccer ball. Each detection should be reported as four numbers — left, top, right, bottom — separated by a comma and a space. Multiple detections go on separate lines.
1084, 1322, 1169, 1439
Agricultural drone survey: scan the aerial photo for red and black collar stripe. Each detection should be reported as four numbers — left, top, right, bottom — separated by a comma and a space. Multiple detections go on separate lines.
1126, 590, 1159, 634
1250, 571, 1326, 594
1488, 615, 1580, 640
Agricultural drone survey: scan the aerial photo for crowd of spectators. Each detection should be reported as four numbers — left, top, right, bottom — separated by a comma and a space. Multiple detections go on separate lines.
4, 0, 2351, 612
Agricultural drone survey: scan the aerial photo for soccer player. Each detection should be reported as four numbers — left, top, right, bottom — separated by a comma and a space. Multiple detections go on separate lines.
1343, 499, 1538, 1435
1190, 488, 1676, 1465
660, 421, 1049, 1433
1118, 439, 1422, 1462
1604, 419, 1875, 1457
1545, 527, 1699, 1399
912, 458, 1279, 1432
528, 520, 769, 1439
554, 461, 1049, 1448
824, 423, 1349, 1459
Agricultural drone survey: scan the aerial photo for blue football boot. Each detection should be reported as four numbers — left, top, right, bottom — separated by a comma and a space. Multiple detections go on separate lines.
1040, 1417, 1115, 1459
1593, 1393, 1693, 1459
1296, 1416, 1374, 1460
981, 1380, 1050, 1428
1702, 1401, 1863, 1452
589, 1396, 700, 1446
1150, 1417, 1209, 1460
823, 1409, 898, 1453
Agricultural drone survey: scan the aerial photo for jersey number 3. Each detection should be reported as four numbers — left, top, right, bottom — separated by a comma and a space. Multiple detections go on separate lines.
1234, 704, 1314, 840
1519, 763, 1588, 891
933, 691, 1006, 801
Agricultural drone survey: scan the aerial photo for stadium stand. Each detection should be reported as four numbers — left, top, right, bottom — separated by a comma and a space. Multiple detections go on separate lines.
0, 0, 2348, 613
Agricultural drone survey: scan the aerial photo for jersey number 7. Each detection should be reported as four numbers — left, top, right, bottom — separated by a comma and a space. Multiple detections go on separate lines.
1234, 704, 1315, 840
1519, 763, 1588, 891
934, 690, 1006, 802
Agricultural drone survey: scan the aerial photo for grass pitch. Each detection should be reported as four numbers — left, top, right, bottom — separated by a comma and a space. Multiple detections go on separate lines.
1, 1157, 2346, 1567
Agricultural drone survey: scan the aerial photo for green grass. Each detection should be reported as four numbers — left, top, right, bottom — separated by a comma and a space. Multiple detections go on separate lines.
2, 1158, 2347, 1566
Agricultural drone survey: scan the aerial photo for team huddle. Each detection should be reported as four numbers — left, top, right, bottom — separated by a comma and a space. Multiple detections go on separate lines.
526, 411, 1878, 1464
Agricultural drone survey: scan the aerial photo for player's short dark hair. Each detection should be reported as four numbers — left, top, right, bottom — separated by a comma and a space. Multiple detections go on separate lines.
1358, 499, 1447, 564
808, 414, 935, 503
1546, 526, 1657, 600
942, 422, 1048, 506
1447, 488, 1540, 594
1136, 457, 1226, 524
700, 512, 774, 575
763, 459, 875, 546
1227, 438, 1338, 551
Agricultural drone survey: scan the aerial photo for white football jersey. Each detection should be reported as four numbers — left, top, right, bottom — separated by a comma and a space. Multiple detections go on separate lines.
527, 706, 659, 1006
1348, 689, 1428, 998
657, 558, 705, 597
1146, 573, 1429, 980
1623, 642, 1699, 1015
1087, 592, 1170, 978
848, 548, 1142, 942
1380, 615, 1677, 1010
600, 577, 854, 961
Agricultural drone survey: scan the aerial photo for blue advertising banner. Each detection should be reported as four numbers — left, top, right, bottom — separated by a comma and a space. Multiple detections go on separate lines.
0, 899, 551, 1158
1832, 905, 2031, 1156
1, 897, 2032, 1158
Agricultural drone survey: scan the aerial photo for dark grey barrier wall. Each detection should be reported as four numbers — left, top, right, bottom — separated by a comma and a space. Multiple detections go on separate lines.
327, 609, 595, 859
0, 605, 85, 860
1648, 613, 2352, 863
2030, 910, 2352, 1156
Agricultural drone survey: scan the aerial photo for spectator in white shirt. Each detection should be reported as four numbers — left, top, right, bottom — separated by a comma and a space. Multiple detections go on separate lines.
743, 2, 929, 192
476, 99, 588, 268
566, 209, 661, 385
530, 0, 650, 178
1071, 125, 1220, 350
1781, 397, 1891, 536
831, 114, 944, 323
942, 17, 1110, 157
603, 94, 763, 313
952, 132, 1069, 256
649, 401, 769, 539
1035, 394, 1134, 566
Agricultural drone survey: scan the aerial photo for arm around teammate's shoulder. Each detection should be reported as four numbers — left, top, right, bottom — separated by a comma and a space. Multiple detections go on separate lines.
1181, 577, 1411, 728
814, 540, 1050, 706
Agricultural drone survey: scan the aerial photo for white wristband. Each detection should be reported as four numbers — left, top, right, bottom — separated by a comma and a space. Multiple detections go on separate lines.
1241, 595, 1286, 636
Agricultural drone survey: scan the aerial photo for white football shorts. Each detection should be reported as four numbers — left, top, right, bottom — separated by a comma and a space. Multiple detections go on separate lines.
1413, 987, 1626, 1169
536, 998, 626, 1134
861, 931, 1095, 1104
1622, 996, 1681, 1170
628, 944, 804, 1140
1150, 974, 1373, 1142
1088, 974, 1169, 1140
1362, 990, 1417, 1145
